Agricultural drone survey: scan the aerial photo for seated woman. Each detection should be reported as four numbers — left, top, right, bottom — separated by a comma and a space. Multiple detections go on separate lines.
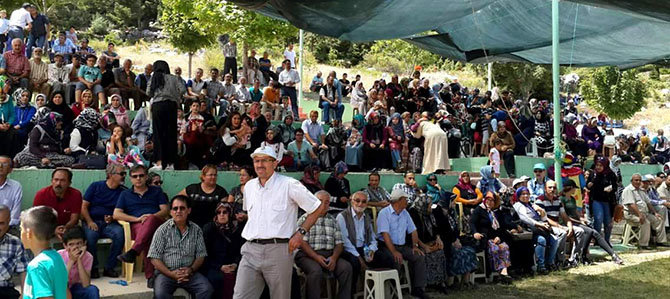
581, 117, 603, 154
275, 114, 295, 146
107, 94, 129, 130
46, 91, 75, 133
182, 101, 213, 168
324, 161, 351, 210
15, 111, 76, 167
386, 113, 405, 170
476, 166, 506, 196
71, 89, 98, 117
12, 88, 37, 146
227, 165, 256, 224
513, 187, 559, 274
69, 108, 101, 162
562, 115, 587, 158
344, 127, 363, 171
470, 192, 513, 283
202, 202, 244, 299
362, 112, 390, 171
178, 164, 229, 228
106, 124, 146, 167
259, 126, 292, 168
323, 119, 347, 169
212, 112, 252, 169
34, 93, 48, 108
300, 165, 324, 194
423, 172, 451, 205
409, 196, 448, 294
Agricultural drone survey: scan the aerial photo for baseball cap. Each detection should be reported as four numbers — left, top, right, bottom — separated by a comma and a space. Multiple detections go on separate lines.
390, 189, 409, 202
250, 146, 277, 160
642, 174, 655, 182
512, 179, 524, 188
520, 175, 531, 181
533, 163, 546, 171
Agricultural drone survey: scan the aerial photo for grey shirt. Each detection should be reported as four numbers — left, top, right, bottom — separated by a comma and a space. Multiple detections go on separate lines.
147, 74, 187, 105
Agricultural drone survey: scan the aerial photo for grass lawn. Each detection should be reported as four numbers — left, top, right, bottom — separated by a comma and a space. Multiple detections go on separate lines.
433, 254, 670, 299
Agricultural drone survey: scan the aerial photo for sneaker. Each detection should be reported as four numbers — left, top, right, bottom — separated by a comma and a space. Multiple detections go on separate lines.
103, 268, 120, 278
612, 254, 624, 265
117, 249, 138, 263
90, 268, 100, 279
537, 267, 549, 275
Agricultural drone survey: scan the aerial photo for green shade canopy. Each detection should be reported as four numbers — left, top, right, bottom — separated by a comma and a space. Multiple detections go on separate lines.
231, 0, 670, 67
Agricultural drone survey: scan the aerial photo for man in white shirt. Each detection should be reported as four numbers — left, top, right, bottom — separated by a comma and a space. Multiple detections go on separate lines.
622, 173, 668, 249
233, 147, 326, 299
283, 44, 296, 69
278, 59, 300, 119
235, 76, 251, 114
6, 3, 32, 52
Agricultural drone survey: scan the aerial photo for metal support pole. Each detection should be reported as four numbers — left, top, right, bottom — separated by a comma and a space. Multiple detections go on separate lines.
298, 29, 304, 112
487, 62, 492, 91
552, 0, 562, 188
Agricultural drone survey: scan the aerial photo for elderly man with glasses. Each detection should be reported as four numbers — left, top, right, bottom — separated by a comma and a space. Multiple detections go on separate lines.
114, 164, 169, 282
623, 173, 668, 250
529, 163, 552, 203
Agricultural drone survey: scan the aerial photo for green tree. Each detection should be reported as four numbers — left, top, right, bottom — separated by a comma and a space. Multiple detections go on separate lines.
581, 66, 647, 120
305, 32, 372, 67
362, 39, 443, 75
492, 63, 552, 100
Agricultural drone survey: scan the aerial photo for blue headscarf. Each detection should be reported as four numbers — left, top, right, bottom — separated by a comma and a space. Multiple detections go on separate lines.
389, 113, 405, 138
515, 186, 529, 200
478, 165, 500, 194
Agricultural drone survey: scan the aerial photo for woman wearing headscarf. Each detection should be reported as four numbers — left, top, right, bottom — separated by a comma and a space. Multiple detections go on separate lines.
275, 114, 296, 146
470, 192, 513, 282
0, 88, 20, 157
423, 173, 449, 204
12, 88, 36, 146
15, 112, 75, 167
300, 165, 323, 194
410, 112, 450, 174
107, 94, 129, 130
69, 108, 100, 157
202, 202, 244, 299
324, 119, 347, 169
453, 171, 484, 209
408, 195, 448, 293
324, 161, 351, 210
581, 117, 604, 153
344, 125, 364, 171
147, 60, 186, 170
350, 81, 368, 115
362, 112, 390, 171
386, 113, 406, 170
512, 187, 559, 274
46, 91, 75, 132
246, 102, 268, 150
476, 165, 505, 195
533, 110, 553, 157
585, 156, 619, 244
259, 126, 292, 167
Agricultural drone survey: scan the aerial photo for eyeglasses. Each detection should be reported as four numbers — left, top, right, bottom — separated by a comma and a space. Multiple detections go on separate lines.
216, 210, 229, 215
153, 180, 164, 185
427, 178, 437, 182
130, 174, 146, 179
171, 206, 187, 211
114, 171, 126, 176
353, 199, 368, 204
0, 162, 10, 168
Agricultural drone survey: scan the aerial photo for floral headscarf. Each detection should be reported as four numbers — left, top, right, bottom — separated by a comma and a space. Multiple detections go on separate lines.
480, 191, 500, 230
301, 165, 323, 190
13, 88, 29, 107
38, 111, 63, 139
74, 108, 100, 130
31, 106, 51, 125
411, 195, 436, 236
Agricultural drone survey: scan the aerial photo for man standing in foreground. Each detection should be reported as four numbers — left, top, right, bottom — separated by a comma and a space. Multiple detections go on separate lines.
233, 147, 327, 299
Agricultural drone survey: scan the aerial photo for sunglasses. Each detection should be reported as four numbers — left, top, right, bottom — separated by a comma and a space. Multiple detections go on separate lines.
171, 206, 187, 211
353, 199, 368, 204
130, 174, 146, 179
427, 178, 437, 181
114, 171, 127, 176
153, 180, 164, 185
216, 210, 229, 215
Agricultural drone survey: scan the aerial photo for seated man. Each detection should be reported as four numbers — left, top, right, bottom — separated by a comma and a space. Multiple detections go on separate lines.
261, 80, 282, 121
336, 191, 379, 295
76, 54, 105, 107
364, 172, 391, 207
66, 55, 82, 105
134, 64, 152, 104
112, 59, 143, 110
375, 189, 427, 299
0, 204, 28, 299
392, 172, 421, 205
33, 168, 82, 238
287, 128, 318, 171
204, 68, 223, 113
643, 174, 670, 222
58, 226, 101, 299
82, 164, 127, 278
148, 195, 213, 299
319, 75, 344, 124
295, 191, 352, 299
0, 155, 22, 237
48, 53, 70, 97
623, 174, 668, 249
529, 163, 550, 203
309, 71, 323, 93
29, 47, 50, 97
184, 68, 207, 113
74, 38, 95, 62
3, 38, 30, 89
114, 165, 169, 280
301, 110, 327, 148
340, 73, 352, 97
535, 181, 577, 267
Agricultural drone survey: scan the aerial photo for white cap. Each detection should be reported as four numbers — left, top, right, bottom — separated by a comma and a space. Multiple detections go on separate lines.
512, 179, 524, 188
390, 188, 410, 202
642, 174, 655, 182
250, 146, 277, 160
520, 175, 531, 181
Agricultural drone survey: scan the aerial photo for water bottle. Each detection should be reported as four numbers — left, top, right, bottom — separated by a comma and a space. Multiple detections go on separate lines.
363, 245, 372, 262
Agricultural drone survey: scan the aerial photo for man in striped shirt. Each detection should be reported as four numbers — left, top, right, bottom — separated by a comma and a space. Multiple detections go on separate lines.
147, 195, 212, 299
535, 181, 574, 268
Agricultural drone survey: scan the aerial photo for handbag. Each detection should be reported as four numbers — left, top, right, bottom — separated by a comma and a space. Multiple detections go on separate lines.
613, 204, 624, 223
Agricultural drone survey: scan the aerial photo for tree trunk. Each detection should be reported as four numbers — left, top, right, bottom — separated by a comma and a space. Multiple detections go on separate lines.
188, 52, 193, 78
242, 41, 249, 83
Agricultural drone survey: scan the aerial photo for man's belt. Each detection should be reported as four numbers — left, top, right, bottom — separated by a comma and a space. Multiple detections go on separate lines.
249, 238, 289, 244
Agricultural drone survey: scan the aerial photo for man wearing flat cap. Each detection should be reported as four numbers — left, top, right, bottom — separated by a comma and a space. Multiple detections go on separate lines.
233, 147, 327, 299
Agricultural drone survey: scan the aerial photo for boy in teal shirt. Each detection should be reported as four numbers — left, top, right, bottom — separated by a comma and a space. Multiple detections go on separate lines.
20, 206, 68, 299
75, 54, 106, 107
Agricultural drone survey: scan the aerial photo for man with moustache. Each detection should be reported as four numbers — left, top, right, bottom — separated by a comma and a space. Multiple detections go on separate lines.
33, 168, 82, 239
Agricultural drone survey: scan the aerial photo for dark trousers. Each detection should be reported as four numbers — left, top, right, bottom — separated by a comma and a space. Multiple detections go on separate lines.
223, 57, 237, 83
130, 215, 165, 278
281, 86, 299, 118
152, 101, 178, 166
0, 128, 20, 158
83, 221, 124, 271
503, 150, 515, 177
70, 283, 100, 299
0, 286, 20, 299
340, 247, 385, 295
261, 70, 278, 83
376, 243, 426, 289
295, 250, 352, 299
154, 272, 213, 299
205, 269, 236, 299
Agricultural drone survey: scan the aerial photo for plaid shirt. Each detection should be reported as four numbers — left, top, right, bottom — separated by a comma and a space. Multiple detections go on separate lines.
392, 183, 420, 204
298, 214, 343, 251
147, 219, 207, 271
0, 233, 27, 287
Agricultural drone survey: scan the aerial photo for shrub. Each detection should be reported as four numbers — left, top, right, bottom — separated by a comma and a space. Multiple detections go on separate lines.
89, 15, 112, 36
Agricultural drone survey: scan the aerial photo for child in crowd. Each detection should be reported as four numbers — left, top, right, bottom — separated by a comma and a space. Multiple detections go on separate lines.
387, 113, 405, 169
490, 139, 502, 177
182, 101, 204, 136
107, 125, 146, 167
58, 227, 100, 299
20, 206, 68, 299
281, 95, 292, 120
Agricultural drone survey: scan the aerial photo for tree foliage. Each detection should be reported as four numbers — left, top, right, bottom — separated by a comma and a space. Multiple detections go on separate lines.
38, 0, 159, 31
581, 66, 647, 120
305, 32, 372, 67
492, 63, 552, 100
362, 39, 444, 75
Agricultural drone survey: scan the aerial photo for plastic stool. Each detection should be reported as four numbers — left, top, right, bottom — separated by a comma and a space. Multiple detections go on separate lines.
364, 269, 403, 299
173, 287, 192, 299
399, 261, 412, 293
470, 251, 487, 284
622, 223, 640, 246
